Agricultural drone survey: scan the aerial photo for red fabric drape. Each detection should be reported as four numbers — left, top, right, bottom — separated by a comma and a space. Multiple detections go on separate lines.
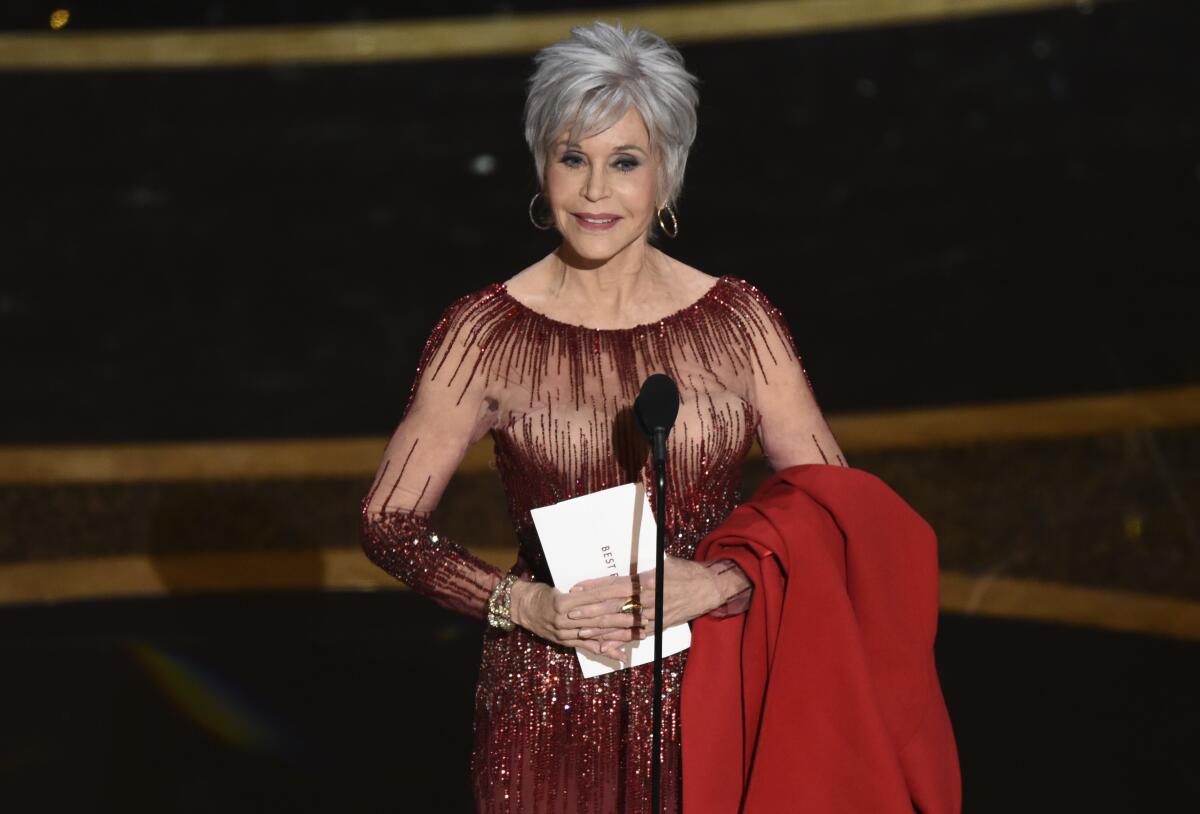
681, 464, 961, 813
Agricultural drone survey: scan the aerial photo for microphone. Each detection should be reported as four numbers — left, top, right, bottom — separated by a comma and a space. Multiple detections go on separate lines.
633, 372, 679, 814
634, 373, 680, 465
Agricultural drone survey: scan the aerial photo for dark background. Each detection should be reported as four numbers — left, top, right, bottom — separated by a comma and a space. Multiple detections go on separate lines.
1, 1, 1197, 811
2, 0, 1197, 443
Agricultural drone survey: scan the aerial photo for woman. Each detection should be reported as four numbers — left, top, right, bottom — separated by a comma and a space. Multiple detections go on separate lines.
360, 20, 847, 813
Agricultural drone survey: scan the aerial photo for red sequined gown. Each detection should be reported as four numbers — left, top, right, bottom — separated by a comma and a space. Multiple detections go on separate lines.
360, 275, 847, 813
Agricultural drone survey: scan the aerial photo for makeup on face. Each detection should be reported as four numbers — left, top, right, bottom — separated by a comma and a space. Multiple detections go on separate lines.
544, 107, 658, 247
571, 212, 624, 231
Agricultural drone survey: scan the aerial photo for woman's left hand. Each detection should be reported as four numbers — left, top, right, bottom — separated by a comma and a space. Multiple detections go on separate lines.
565, 554, 723, 660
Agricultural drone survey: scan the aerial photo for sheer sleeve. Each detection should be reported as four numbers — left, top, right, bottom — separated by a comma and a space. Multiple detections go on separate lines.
744, 284, 848, 471
700, 281, 848, 620
359, 292, 505, 620
701, 558, 754, 618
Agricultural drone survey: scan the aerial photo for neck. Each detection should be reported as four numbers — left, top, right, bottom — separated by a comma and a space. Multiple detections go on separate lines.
551, 239, 667, 315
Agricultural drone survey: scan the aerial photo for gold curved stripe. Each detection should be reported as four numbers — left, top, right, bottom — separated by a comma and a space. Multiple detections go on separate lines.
0, 0, 1093, 72
0, 384, 1196, 485
938, 571, 1200, 642
831, 383, 1200, 451
1, 548, 1195, 641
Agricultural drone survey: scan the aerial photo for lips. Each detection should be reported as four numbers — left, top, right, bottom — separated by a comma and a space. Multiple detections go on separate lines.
572, 212, 622, 231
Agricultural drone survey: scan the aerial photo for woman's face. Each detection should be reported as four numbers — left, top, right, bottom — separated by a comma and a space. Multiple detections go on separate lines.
543, 106, 660, 262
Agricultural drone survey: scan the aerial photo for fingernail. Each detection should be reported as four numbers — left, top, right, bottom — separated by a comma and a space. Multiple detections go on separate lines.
579, 629, 592, 638
568, 610, 580, 619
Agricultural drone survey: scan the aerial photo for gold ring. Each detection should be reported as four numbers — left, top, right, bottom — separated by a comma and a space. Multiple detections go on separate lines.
619, 597, 641, 614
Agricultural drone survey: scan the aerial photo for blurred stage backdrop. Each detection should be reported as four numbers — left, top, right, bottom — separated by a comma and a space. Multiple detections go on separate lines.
1, 0, 1197, 811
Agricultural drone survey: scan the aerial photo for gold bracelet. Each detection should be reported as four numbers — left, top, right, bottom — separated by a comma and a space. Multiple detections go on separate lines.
486, 572, 520, 632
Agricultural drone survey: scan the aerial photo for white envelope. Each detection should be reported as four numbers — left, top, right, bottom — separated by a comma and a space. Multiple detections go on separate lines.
530, 481, 691, 678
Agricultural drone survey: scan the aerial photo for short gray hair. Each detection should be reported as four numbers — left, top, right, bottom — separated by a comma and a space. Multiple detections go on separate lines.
523, 21, 700, 209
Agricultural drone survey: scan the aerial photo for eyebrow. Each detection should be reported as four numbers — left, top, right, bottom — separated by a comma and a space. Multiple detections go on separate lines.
560, 141, 647, 154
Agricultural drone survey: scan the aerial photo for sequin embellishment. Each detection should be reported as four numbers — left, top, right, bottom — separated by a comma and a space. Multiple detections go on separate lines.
360, 275, 847, 812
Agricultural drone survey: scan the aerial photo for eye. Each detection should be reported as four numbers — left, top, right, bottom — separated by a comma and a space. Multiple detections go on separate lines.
559, 153, 585, 168
613, 157, 640, 172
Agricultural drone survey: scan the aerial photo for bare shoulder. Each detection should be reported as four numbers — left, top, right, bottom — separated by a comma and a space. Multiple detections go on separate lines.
500, 254, 556, 302
660, 253, 721, 300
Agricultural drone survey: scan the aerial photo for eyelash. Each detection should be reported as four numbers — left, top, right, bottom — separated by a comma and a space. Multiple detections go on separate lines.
559, 154, 640, 172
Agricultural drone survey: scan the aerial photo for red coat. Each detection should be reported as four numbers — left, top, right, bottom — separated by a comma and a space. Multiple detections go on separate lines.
681, 464, 962, 813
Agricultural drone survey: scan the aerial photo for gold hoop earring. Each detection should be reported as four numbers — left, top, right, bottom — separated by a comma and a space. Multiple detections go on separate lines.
656, 202, 679, 238
528, 192, 553, 231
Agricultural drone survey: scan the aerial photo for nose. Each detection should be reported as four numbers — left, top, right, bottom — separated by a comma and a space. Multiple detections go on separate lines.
583, 164, 608, 201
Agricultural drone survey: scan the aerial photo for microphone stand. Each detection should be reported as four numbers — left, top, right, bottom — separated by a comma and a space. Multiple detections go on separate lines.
650, 426, 667, 814
634, 372, 678, 814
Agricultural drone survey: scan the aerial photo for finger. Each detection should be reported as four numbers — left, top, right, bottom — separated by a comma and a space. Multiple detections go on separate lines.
559, 590, 652, 624
569, 612, 640, 631
579, 590, 655, 620
582, 612, 655, 630
567, 595, 644, 621
563, 638, 604, 656
599, 641, 632, 660
578, 638, 618, 659
570, 585, 645, 611
581, 626, 645, 642
556, 606, 629, 632
603, 626, 646, 642
564, 637, 627, 661
568, 575, 644, 599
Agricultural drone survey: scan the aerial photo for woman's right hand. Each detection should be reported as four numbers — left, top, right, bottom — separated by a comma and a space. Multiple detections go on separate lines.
510, 580, 645, 659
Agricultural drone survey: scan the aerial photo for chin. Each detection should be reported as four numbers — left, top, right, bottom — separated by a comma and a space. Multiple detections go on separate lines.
561, 229, 640, 263
565, 242, 619, 263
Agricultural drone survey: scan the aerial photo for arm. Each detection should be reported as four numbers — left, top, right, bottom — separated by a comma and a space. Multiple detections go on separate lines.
748, 288, 848, 471
700, 558, 754, 618
359, 294, 504, 620
365, 299, 633, 654
702, 284, 848, 618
